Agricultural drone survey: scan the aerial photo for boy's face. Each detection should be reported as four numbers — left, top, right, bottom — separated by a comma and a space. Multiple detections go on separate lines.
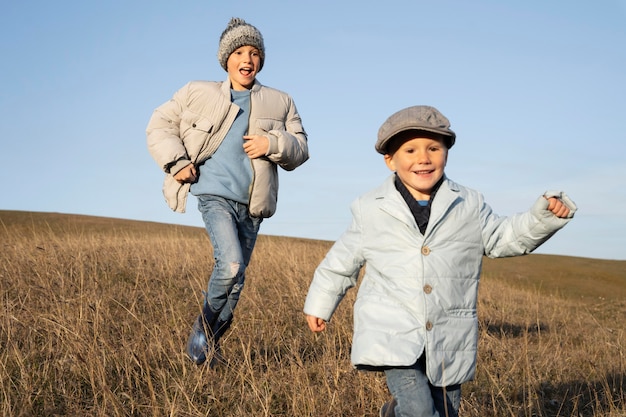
227, 45, 262, 91
384, 134, 448, 200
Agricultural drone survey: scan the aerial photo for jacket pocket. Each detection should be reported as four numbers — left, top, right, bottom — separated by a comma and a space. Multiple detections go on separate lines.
253, 118, 285, 135
180, 111, 214, 136
180, 111, 216, 158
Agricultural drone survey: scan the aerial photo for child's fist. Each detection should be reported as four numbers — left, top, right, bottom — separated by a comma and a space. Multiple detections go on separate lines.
306, 315, 326, 333
546, 197, 570, 218
543, 191, 577, 219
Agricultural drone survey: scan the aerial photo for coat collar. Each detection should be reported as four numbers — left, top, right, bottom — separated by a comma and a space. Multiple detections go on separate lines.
429, 177, 461, 231
220, 77, 263, 96
377, 174, 461, 233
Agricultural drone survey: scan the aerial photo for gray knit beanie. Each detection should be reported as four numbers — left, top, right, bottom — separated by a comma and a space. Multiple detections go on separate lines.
218, 17, 265, 72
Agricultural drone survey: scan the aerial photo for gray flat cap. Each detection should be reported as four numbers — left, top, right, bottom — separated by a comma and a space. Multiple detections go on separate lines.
375, 105, 456, 154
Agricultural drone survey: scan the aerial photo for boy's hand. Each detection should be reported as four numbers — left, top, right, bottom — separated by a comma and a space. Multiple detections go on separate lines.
243, 134, 269, 159
546, 197, 570, 218
173, 164, 197, 184
306, 315, 326, 333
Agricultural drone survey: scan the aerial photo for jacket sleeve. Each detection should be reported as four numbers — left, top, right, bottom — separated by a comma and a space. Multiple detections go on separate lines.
264, 96, 309, 171
146, 83, 191, 173
481, 191, 577, 258
303, 200, 364, 321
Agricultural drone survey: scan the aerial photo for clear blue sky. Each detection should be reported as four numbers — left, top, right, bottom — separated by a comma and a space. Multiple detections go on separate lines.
1, 1, 625, 261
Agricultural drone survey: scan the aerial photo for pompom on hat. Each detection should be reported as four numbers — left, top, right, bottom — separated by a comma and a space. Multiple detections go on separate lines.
375, 105, 456, 154
218, 17, 265, 72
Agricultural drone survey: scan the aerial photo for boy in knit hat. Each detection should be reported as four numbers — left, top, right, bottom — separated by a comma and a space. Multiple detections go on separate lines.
147, 17, 309, 366
303, 105, 576, 416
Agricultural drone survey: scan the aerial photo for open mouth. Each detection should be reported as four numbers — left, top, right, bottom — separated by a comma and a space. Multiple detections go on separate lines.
240, 67, 254, 76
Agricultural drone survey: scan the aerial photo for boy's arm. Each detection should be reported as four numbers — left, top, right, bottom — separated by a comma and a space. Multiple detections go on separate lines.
146, 84, 191, 172
303, 201, 364, 327
482, 191, 577, 258
263, 98, 309, 171
303, 241, 361, 323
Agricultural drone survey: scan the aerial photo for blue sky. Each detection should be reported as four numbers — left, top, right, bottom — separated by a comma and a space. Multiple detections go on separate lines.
1, 1, 625, 261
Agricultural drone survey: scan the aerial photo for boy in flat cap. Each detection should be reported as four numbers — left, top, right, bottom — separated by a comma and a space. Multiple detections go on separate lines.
147, 17, 309, 366
303, 105, 575, 416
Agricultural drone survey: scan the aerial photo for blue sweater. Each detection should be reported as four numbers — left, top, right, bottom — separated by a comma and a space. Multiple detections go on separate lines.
191, 89, 253, 203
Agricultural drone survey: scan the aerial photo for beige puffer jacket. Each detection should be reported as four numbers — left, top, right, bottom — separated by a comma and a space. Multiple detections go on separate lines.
146, 79, 309, 216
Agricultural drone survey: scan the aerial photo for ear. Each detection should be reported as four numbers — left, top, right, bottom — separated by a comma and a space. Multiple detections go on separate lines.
384, 154, 396, 172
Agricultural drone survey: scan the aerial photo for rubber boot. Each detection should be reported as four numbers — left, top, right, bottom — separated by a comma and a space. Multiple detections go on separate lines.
208, 318, 232, 368
186, 302, 218, 365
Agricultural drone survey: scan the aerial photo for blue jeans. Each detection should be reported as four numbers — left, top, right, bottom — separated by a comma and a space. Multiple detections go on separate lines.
197, 195, 262, 323
384, 355, 461, 417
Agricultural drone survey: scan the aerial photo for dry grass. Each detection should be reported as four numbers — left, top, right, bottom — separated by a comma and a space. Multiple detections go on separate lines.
1, 210, 624, 416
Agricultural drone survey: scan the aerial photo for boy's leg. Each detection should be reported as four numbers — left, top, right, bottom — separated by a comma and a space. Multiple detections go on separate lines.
216, 200, 261, 324
199, 196, 261, 324
383, 356, 440, 417
186, 195, 261, 365
431, 384, 461, 417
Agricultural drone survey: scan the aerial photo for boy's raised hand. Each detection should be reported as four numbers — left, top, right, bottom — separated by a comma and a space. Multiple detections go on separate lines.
546, 197, 570, 218
306, 315, 326, 333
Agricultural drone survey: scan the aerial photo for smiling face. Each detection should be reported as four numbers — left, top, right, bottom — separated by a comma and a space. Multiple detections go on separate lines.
384, 132, 448, 200
227, 45, 261, 91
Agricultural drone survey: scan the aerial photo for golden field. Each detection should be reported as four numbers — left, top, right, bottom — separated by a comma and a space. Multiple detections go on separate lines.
1, 210, 624, 416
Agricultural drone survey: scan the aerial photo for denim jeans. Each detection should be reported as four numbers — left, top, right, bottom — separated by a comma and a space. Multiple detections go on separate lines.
384, 355, 461, 417
197, 195, 262, 323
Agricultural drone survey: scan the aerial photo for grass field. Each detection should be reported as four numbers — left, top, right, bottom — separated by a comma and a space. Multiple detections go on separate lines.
1, 210, 624, 416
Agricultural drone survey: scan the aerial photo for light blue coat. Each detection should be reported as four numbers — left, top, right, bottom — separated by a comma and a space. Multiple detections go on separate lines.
303, 174, 576, 387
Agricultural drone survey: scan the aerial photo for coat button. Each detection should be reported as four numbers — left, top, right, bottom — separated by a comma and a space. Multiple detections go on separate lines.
192, 123, 197, 128
423, 284, 432, 294
425, 321, 433, 331
421, 246, 430, 255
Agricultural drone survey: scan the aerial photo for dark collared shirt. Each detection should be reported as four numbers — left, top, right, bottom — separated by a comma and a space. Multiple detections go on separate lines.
394, 174, 444, 234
